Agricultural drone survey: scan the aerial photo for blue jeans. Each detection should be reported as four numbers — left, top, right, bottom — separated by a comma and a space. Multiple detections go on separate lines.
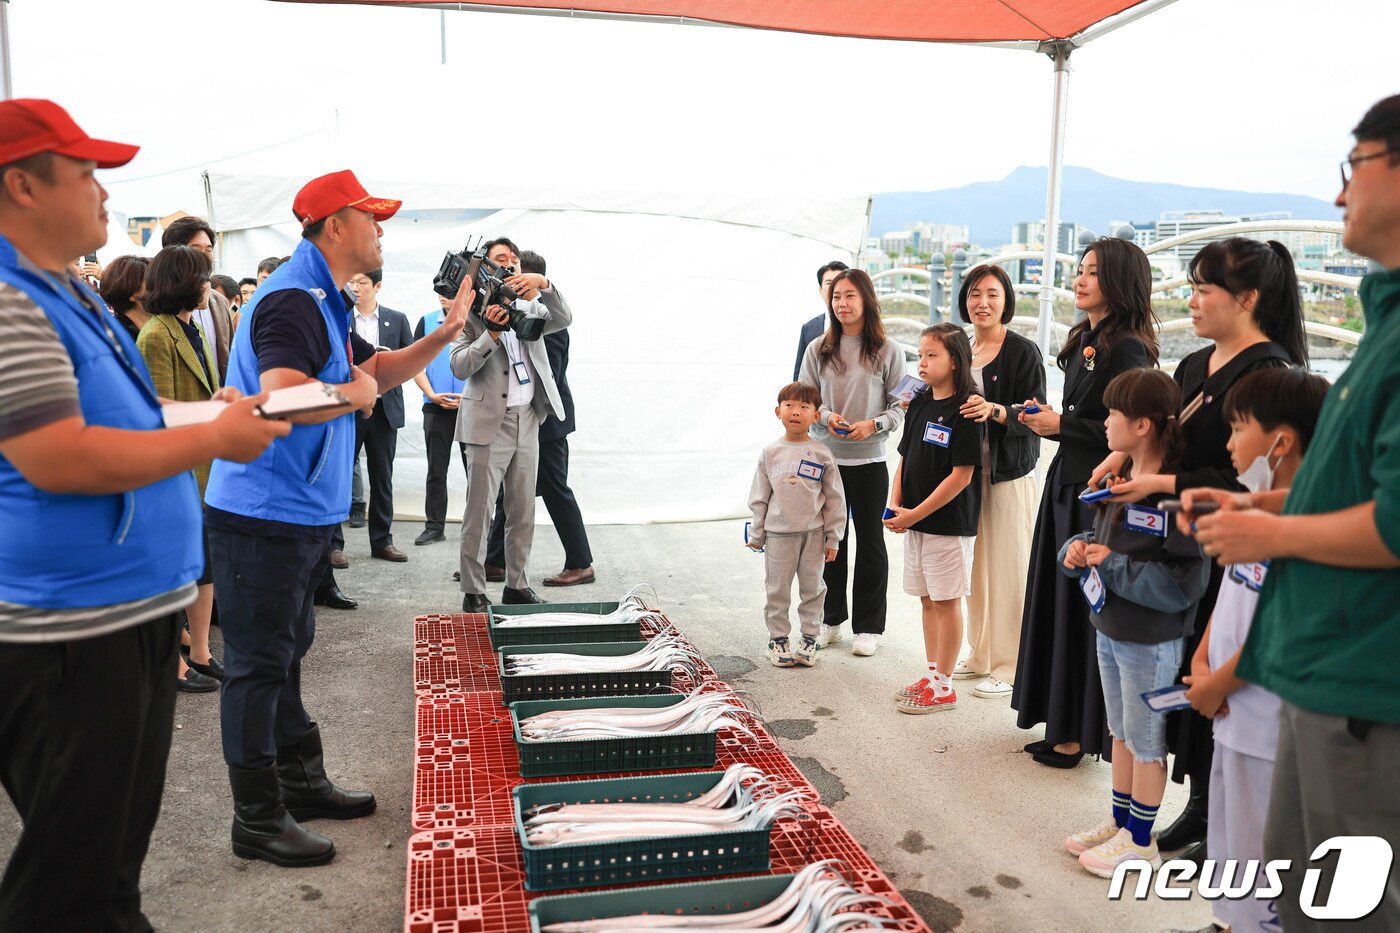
1096, 631, 1183, 763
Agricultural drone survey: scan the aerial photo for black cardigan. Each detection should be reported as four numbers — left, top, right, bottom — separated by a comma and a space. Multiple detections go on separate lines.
1050, 333, 1153, 486
974, 329, 1045, 484
1172, 341, 1292, 493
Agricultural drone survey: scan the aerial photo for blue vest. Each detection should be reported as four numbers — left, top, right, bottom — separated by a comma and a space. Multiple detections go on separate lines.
423, 310, 464, 396
0, 235, 202, 609
204, 239, 354, 526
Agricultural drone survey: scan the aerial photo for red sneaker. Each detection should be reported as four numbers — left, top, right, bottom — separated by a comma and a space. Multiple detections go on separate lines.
897, 685, 957, 714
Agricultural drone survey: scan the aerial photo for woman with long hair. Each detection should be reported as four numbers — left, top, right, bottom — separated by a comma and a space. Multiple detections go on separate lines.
100, 255, 151, 341
798, 268, 908, 658
1087, 236, 1307, 858
136, 245, 222, 694
951, 265, 1046, 699
1012, 236, 1158, 768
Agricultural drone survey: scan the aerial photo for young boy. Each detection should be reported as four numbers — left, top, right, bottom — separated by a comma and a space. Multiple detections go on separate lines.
1183, 367, 1330, 933
748, 382, 846, 667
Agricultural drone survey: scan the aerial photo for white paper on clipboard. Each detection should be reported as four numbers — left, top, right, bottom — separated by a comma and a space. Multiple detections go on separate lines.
161, 383, 350, 428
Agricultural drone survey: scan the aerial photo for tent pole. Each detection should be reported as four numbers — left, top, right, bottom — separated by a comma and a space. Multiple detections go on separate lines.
0, 0, 13, 101
1037, 40, 1072, 357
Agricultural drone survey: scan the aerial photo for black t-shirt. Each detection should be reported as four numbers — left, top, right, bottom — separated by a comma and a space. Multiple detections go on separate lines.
251, 287, 377, 377
205, 286, 375, 541
896, 392, 983, 537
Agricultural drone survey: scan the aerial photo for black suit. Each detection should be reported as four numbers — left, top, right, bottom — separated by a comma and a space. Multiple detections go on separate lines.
332, 304, 414, 552
487, 329, 593, 570
793, 314, 826, 382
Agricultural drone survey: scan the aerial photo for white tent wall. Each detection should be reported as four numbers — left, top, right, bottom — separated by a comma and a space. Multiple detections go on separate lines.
210, 174, 870, 525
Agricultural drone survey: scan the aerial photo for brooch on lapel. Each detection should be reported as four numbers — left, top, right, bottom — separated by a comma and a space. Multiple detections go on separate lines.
1082, 346, 1096, 371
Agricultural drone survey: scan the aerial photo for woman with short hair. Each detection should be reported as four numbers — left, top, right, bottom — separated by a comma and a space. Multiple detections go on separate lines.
99, 255, 151, 340
137, 245, 222, 693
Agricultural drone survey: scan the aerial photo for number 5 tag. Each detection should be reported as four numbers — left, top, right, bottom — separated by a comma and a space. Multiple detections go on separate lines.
1080, 567, 1106, 612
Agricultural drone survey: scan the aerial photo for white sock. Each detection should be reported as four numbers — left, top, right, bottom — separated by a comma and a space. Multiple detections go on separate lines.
932, 671, 953, 691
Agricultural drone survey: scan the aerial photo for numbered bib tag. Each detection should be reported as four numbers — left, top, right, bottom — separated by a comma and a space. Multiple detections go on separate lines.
512, 359, 531, 384
1080, 567, 1106, 612
1228, 560, 1270, 593
923, 422, 951, 447
1124, 504, 1168, 537
796, 459, 825, 481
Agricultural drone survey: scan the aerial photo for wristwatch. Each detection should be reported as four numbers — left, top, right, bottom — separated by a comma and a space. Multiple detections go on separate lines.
873, 417, 884, 433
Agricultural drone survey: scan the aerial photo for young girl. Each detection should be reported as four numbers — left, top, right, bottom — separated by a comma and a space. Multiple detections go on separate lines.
798, 269, 908, 658
1058, 368, 1209, 877
884, 324, 983, 713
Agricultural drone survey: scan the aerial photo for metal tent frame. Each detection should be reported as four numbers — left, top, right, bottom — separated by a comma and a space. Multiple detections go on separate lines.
0, 0, 1183, 353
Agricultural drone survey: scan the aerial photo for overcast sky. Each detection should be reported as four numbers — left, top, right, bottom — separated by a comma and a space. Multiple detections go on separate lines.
8, 0, 1396, 218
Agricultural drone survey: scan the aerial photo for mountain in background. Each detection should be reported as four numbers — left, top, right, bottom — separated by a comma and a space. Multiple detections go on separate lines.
871, 166, 1340, 246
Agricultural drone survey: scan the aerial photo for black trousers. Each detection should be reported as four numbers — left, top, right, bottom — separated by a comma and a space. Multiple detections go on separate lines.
423, 406, 468, 533
822, 461, 888, 634
0, 613, 180, 932
210, 528, 324, 769
487, 434, 593, 569
329, 407, 398, 554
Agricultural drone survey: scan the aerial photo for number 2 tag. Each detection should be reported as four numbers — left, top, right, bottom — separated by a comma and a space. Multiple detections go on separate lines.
1080, 567, 1106, 612
1125, 504, 1168, 537
923, 422, 951, 447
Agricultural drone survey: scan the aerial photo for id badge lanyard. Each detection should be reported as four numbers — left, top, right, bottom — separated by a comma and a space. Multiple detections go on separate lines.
502, 336, 531, 385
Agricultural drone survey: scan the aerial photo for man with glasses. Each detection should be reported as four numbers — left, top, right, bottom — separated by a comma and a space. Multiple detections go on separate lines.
163, 215, 236, 382
1182, 94, 1400, 927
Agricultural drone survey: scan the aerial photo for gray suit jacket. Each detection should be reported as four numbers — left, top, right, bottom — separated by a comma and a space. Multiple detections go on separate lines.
449, 287, 573, 445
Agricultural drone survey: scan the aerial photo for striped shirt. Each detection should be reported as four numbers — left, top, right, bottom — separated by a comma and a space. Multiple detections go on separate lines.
0, 267, 196, 643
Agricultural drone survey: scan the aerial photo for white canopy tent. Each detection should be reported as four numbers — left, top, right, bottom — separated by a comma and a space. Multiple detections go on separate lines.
206, 171, 871, 523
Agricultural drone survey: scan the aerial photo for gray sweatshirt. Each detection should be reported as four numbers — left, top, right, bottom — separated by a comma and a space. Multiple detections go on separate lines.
748, 438, 847, 550
798, 335, 907, 462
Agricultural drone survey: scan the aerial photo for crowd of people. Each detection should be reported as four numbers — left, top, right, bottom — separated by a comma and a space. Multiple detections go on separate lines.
0, 90, 1397, 931
751, 95, 1400, 930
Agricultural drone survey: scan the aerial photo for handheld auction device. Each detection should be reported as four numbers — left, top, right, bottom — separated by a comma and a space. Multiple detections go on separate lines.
1159, 499, 1221, 515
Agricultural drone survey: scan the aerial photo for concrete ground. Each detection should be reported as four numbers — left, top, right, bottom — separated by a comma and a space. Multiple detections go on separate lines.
0, 515, 1215, 932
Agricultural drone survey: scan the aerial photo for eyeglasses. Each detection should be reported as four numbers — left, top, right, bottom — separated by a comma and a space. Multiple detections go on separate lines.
1341, 149, 1393, 188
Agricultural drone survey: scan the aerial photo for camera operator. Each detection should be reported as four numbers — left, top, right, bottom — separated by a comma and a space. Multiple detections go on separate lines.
451, 237, 572, 611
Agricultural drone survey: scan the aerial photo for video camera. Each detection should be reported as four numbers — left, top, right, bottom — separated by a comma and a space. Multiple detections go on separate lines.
432, 239, 547, 341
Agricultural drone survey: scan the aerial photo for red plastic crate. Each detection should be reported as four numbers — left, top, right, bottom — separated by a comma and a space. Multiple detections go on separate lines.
412, 692, 811, 832
403, 808, 930, 933
415, 611, 680, 643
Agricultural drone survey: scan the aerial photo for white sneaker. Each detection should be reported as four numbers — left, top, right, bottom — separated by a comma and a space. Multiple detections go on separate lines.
851, 633, 878, 656
766, 637, 795, 668
952, 659, 986, 680
1078, 828, 1162, 879
816, 623, 843, 648
972, 676, 1013, 699
793, 635, 818, 667
1064, 816, 1121, 855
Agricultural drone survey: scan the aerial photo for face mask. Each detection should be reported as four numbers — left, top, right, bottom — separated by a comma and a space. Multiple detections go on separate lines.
1237, 433, 1285, 494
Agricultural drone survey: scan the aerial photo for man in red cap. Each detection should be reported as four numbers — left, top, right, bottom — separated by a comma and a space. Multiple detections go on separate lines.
202, 169, 469, 867
0, 99, 290, 929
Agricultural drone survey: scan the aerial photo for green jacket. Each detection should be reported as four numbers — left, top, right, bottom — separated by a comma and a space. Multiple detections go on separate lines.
136, 313, 219, 496
1238, 266, 1400, 723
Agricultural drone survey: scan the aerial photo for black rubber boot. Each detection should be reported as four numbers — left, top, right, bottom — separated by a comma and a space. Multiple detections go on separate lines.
276, 723, 377, 821
1155, 774, 1208, 852
228, 764, 335, 867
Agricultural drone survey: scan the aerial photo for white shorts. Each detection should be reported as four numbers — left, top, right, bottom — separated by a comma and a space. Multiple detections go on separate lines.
902, 531, 975, 601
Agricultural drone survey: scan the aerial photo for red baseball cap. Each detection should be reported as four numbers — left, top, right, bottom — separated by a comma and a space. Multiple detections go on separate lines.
0, 98, 139, 168
292, 170, 401, 228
